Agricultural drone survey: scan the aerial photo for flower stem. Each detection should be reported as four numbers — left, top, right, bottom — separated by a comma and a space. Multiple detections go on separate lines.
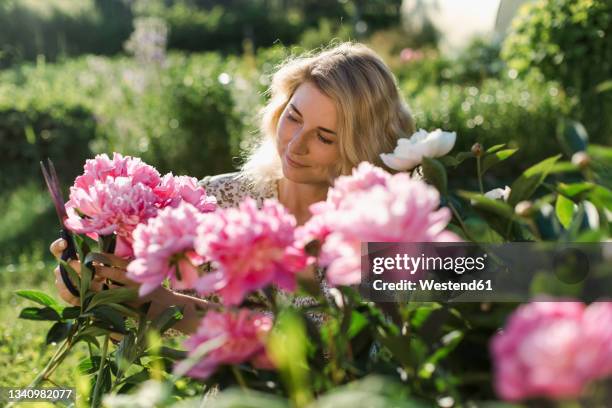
231, 366, 249, 392
448, 201, 476, 242
476, 156, 484, 194
27, 338, 71, 388
91, 333, 110, 408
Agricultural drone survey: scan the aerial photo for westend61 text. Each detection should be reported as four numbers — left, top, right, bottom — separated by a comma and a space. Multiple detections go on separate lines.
372, 279, 493, 291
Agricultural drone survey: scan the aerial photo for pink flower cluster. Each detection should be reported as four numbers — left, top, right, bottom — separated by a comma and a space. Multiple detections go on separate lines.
491, 301, 612, 401
194, 198, 308, 305
400, 47, 424, 63
155, 174, 217, 212
65, 153, 216, 257
298, 162, 461, 286
127, 202, 205, 297
183, 309, 274, 379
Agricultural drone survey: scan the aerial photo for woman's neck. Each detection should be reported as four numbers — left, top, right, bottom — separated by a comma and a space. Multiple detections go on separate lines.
277, 177, 329, 225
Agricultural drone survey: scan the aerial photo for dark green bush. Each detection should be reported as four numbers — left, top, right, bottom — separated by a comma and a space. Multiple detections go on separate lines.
137, 0, 402, 54
409, 75, 572, 176
502, 0, 612, 142
0, 0, 132, 68
0, 52, 253, 185
0, 104, 96, 191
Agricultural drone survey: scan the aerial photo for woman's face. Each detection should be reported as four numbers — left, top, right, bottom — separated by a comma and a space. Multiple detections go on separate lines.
277, 81, 341, 185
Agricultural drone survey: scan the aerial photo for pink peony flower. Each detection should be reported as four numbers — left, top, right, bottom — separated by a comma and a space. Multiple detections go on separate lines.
194, 198, 308, 305
154, 174, 217, 212
74, 153, 160, 190
182, 309, 274, 379
326, 162, 391, 208
127, 202, 206, 297
491, 301, 612, 401
66, 153, 217, 259
65, 177, 159, 257
298, 162, 461, 286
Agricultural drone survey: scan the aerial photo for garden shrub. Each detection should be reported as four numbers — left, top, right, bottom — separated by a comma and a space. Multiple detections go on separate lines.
0, 0, 132, 68
0, 103, 96, 191
502, 0, 612, 142
409, 75, 572, 177
0, 52, 253, 186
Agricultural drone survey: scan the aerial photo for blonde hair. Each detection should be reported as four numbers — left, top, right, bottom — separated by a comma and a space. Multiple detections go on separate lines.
240, 42, 415, 190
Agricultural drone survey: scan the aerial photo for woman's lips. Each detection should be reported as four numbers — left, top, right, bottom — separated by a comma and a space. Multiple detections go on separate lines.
286, 155, 308, 168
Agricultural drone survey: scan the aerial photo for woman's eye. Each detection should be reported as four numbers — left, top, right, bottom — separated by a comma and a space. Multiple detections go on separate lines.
318, 134, 333, 145
287, 113, 298, 122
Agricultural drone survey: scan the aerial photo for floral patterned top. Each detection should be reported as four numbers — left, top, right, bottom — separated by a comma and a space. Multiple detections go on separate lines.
198, 172, 279, 209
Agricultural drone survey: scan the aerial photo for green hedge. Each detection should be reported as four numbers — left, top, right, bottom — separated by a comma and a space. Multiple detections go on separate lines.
502, 0, 612, 142
409, 75, 572, 176
0, 0, 132, 68
0, 104, 96, 191
0, 53, 251, 188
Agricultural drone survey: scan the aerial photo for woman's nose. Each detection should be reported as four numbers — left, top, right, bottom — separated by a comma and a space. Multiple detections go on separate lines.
288, 130, 308, 155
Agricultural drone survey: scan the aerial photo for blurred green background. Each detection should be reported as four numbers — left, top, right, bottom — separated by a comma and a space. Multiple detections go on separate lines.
0, 0, 610, 389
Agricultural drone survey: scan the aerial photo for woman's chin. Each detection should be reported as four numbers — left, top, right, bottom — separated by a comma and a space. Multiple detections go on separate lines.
282, 164, 313, 183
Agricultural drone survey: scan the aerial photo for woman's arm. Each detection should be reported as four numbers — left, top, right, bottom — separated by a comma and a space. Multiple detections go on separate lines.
144, 288, 209, 335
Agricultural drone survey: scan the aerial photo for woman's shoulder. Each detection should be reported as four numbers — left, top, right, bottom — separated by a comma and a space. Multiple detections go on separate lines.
198, 172, 277, 209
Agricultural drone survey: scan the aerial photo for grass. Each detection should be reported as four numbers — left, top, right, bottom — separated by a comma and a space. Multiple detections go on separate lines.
0, 184, 88, 406
0, 258, 90, 407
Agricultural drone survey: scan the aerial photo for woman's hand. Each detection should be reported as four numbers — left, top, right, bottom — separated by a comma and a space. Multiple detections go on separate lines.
49, 238, 210, 334
50, 238, 164, 306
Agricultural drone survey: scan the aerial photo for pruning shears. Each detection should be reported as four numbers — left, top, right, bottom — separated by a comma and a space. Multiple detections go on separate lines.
40, 159, 81, 297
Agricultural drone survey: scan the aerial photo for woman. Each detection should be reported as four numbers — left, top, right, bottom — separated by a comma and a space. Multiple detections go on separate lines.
50, 42, 416, 334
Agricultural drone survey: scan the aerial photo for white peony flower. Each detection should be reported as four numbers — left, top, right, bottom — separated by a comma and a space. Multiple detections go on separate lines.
484, 185, 511, 201
380, 129, 457, 171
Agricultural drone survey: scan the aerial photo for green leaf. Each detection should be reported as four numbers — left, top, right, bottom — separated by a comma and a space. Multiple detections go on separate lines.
76, 325, 109, 340
80, 263, 93, 304
588, 185, 612, 211
455, 151, 475, 163
61, 306, 81, 320
439, 156, 460, 167
555, 195, 575, 229
91, 305, 127, 334
115, 333, 137, 376
151, 306, 183, 334
107, 303, 141, 319
86, 287, 137, 312
557, 119, 588, 156
422, 157, 448, 195
419, 330, 464, 378
596, 80, 612, 94
480, 148, 518, 176
376, 332, 414, 368
548, 161, 580, 174
485, 144, 507, 154
15, 290, 64, 315
19, 306, 61, 321
508, 155, 561, 206
557, 182, 595, 198
46, 322, 72, 344
76, 335, 100, 349
457, 191, 516, 220
347, 311, 368, 339
158, 346, 187, 360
